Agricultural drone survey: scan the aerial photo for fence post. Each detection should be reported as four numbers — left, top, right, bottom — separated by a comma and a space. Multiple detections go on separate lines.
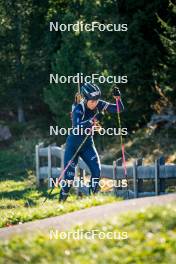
159, 156, 165, 194
117, 158, 123, 191
113, 158, 122, 196
133, 160, 137, 198
155, 157, 164, 195
155, 158, 159, 195
113, 160, 117, 196
80, 168, 85, 181
79, 167, 86, 191
52, 143, 57, 168
137, 158, 143, 194
61, 144, 65, 171
48, 145, 52, 188
35, 144, 40, 187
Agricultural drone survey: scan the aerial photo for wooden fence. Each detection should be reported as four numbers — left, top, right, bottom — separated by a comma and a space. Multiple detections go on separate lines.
35, 143, 176, 198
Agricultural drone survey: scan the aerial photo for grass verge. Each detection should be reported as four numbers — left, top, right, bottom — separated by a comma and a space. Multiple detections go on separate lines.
0, 140, 119, 228
0, 204, 176, 263
0, 178, 118, 228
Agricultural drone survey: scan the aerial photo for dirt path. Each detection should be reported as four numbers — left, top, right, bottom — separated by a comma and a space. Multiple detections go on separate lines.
0, 193, 176, 240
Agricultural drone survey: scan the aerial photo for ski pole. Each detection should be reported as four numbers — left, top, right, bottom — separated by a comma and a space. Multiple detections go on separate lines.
42, 133, 90, 203
43, 112, 99, 203
115, 96, 129, 198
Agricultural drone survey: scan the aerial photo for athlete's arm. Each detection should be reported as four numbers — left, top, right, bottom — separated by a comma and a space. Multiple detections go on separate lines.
97, 98, 124, 113
72, 105, 93, 129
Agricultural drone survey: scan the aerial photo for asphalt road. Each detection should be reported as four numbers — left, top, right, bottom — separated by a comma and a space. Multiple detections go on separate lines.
0, 193, 176, 240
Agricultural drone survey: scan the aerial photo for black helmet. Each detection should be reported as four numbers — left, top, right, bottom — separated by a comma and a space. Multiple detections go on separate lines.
81, 83, 101, 100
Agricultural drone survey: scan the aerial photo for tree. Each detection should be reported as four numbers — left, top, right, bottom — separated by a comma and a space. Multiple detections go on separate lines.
0, 0, 50, 122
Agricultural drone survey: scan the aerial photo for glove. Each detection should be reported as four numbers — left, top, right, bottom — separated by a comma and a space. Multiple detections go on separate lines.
112, 86, 121, 97
92, 119, 102, 133
75, 92, 82, 104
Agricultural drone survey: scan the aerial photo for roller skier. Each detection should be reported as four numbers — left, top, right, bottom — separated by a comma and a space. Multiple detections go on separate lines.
59, 83, 124, 202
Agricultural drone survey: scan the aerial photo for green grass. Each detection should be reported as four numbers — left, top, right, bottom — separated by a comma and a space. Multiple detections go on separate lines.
0, 177, 118, 228
0, 135, 119, 228
0, 204, 176, 263
0, 194, 117, 228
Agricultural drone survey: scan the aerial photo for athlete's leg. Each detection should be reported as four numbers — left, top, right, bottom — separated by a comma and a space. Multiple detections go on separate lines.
80, 143, 101, 194
59, 141, 79, 201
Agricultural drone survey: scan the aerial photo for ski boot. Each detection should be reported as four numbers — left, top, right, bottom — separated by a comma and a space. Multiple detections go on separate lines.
59, 190, 69, 202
